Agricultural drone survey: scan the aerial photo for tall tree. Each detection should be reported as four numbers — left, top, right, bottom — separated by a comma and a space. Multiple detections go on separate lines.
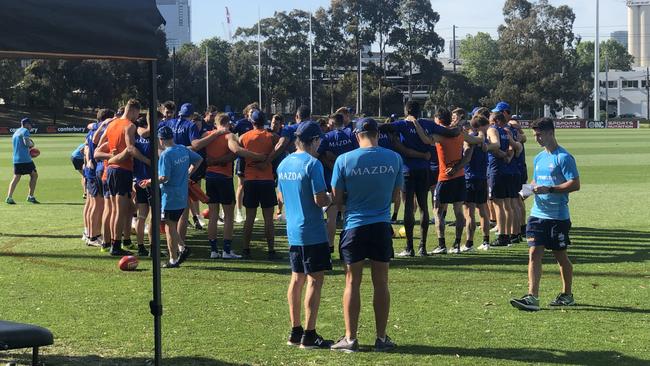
577, 39, 635, 72
388, 0, 445, 100
459, 32, 501, 92
428, 72, 484, 111
0, 60, 23, 105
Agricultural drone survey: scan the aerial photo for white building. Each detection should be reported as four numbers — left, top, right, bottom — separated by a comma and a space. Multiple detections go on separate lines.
156, 0, 191, 51
599, 69, 650, 118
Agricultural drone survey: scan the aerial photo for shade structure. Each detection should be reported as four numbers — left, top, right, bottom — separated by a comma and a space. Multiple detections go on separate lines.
0, 1, 166, 365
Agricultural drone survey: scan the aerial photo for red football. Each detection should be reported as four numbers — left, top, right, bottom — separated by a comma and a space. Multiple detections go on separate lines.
118, 255, 139, 271
29, 148, 40, 158
202, 208, 210, 219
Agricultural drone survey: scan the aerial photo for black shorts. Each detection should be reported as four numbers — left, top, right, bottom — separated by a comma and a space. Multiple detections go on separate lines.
339, 222, 394, 264
71, 157, 84, 171
163, 209, 184, 223
234, 158, 246, 177
243, 180, 278, 209
520, 167, 529, 185
206, 175, 235, 205
526, 217, 571, 251
509, 174, 521, 198
289, 243, 333, 274
190, 160, 207, 183
429, 169, 439, 188
488, 174, 510, 200
434, 176, 466, 204
14, 162, 36, 175
86, 176, 101, 197
135, 184, 151, 205
404, 168, 430, 195
106, 167, 133, 197
465, 178, 488, 204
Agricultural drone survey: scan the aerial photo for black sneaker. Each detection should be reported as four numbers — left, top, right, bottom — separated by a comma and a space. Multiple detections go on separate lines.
267, 250, 280, 261
417, 246, 428, 257
510, 235, 522, 244
137, 246, 150, 257
300, 332, 333, 349
193, 218, 204, 230
178, 247, 192, 264
490, 239, 510, 247
110, 247, 133, 256
162, 261, 180, 269
374, 335, 396, 352
330, 336, 359, 353
287, 327, 303, 346
241, 248, 251, 259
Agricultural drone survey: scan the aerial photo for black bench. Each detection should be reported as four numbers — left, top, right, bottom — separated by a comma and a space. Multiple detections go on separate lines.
0, 321, 53, 366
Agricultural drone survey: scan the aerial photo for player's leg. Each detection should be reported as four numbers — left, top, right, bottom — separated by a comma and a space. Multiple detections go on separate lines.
528, 245, 544, 297
163, 213, 181, 267
433, 201, 448, 253
83, 192, 92, 241
477, 203, 491, 250
463, 202, 476, 250
451, 202, 466, 253
370, 260, 389, 340
177, 206, 189, 243
398, 176, 416, 256
27, 169, 38, 199
207, 202, 220, 258
414, 175, 430, 254
6, 174, 21, 202
136, 201, 149, 256
101, 189, 112, 251
242, 207, 256, 255
303, 271, 325, 335
342, 260, 364, 341
326, 205, 338, 248
390, 189, 401, 223
113, 194, 132, 255
221, 203, 238, 257
121, 196, 135, 249
235, 176, 245, 223
287, 270, 306, 344
553, 250, 573, 296
262, 206, 276, 256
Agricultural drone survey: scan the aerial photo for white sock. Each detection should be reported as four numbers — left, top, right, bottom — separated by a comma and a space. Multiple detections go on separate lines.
378, 336, 386, 342
169, 258, 177, 265
178, 245, 186, 252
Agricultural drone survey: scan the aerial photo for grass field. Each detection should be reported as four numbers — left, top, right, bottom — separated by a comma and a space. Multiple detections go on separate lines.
0, 130, 649, 366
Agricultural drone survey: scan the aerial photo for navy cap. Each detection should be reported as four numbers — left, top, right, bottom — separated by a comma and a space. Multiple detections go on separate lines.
470, 107, 481, 116
178, 103, 194, 117
354, 117, 378, 133
158, 126, 174, 140
251, 110, 265, 124
491, 101, 511, 113
21, 117, 32, 126
295, 121, 323, 142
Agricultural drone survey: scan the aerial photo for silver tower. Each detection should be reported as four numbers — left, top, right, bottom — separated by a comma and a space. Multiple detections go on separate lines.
628, 0, 650, 66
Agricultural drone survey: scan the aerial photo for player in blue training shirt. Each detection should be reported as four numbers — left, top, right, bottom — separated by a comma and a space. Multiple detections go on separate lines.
330, 118, 402, 353
316, 113, 359, 249
132, 115, 153, 257
277, 121, 334, 350
510, 118, 580, 312
6, 118, 39, 205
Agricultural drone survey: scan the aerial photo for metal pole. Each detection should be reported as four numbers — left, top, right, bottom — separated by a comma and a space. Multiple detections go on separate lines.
258, 7, 262, 109
605, 56, 608, 123
309, 11, 313, 114
148, 60, 162, 366
172, 47, 176, 105
452, 25, 457, 73
205, 46, 209, 108
594, 0, 601, 121
646, 67, 649, 119
359, 47, 363, 114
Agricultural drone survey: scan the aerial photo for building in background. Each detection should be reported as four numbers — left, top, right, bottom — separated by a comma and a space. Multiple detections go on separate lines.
156, 0, 191, 51
611, 30, 628, 49
627, 1, 650, 67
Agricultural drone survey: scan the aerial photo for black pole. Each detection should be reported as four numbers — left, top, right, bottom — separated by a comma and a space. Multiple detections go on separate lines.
148, 60, 163, 366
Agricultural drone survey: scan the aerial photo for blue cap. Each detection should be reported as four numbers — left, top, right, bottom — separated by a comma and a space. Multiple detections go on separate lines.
354, 117, 378, 133
251, 110, 264, 124
295, 121, 323, 142
20, 117, 31, 126
491, 101, 511, 113
470, 107, 481, 116
158, 126, 174, 140
178, 103, 194, 117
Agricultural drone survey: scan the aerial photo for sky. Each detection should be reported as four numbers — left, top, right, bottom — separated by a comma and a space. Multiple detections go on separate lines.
191, 0, 629, 57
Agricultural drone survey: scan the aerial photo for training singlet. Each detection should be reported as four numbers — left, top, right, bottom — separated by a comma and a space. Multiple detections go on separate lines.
105, 118, 134, 172
436, 134, 465, 182
205, 131, 234, 178
465, 132, 488, 180
133, 134, 151, 183
487, 125, 509, 177
240, 129, 275, 181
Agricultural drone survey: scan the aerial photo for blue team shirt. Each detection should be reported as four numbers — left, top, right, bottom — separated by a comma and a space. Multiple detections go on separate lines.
378, 131, 393, 150
165, 117, 195, 147
317, 127, 359, 186
159, 145, 202, 210
232, 118, 253, 136
84, 123, 99, 178
71, 143, 85, 160
12, 127, 32, 164
280, 121, 310, 141
331, 147, 404, 230
134, 134, 152, 182
465, 132, 488, 180
487, 125, 510, 177
530, 146, 579, 221
277, 152, 329, 246
391, 119, 449, 171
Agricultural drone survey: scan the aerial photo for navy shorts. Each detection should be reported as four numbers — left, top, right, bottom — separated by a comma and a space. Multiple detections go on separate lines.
434, 176, 466, 204
14, 162, 36, 175
289, 243, 333, 274
106, 167, 133, 197
526, 217, 572, 251
163, 209, 184, 223
404, 169, 430, 194
234, 158, 246, 177
520, 167, 529, 185
71, 157, 84, 171
190, 160, 207, 183
243, 180, 277, 209
465, 178, 488, 204
508, 174, 522, 198
488, 174, 509, 200
102, 179, 110, 198
429, 169, 439, 188
206, 175, 235, 205
86, 176, 101, 197
339, 222, 394, 264
135, 184, 151, 205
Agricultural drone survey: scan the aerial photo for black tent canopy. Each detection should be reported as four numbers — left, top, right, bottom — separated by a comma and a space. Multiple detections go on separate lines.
0, 1, 166, 364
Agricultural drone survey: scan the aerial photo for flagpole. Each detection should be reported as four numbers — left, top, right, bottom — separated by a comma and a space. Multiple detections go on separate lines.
205, 45, 209, 108
309, 11, 313, 114
258, 6, 262, 109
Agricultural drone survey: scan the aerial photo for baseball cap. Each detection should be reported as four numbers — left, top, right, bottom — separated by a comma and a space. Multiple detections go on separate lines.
491, 101, 511, 113
354, 117, 379, 133
21, 117, 31, 126
158, 126, 174, 140
295, 121, 323, 142
251, 110, 265, 124
178, 103, 194, 117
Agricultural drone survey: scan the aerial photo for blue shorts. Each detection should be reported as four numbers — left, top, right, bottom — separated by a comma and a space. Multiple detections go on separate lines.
102, 179, 110, 198
289, 243, 332, 274
86, 176, 101, 197
339, 222, 394, 264
465, 178, 488, 204
434, 176, 466, 204
106, 167, 133, 197
526, 217, 572, 251
234, 158, 245, 177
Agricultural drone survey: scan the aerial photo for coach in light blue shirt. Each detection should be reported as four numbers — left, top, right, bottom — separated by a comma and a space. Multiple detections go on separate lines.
277, 121, 333, 349
330, 117, 402, 353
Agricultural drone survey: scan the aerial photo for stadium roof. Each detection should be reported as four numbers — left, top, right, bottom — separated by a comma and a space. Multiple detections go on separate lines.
0, 0, 165, 61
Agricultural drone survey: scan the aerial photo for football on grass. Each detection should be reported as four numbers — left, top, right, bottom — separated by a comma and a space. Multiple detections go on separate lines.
202, 208, 210, 219
118, 256, 139, 271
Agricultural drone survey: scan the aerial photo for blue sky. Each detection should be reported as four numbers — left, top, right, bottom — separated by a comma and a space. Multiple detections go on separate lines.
191, 0, 629, 56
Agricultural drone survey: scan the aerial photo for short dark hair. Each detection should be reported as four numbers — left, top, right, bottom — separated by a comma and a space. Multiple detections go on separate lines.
205, 105, 218, 114
452, 108, 466, 121
297, 105, 311, 120
97, 108, 115, 121
329, 113, 345, 127
530, 117, 555, 131
435, 108, 452, 126
126, 99, 141, 110
335, 107, 349, 116
490, 112, 507, 125
470, 115, 489, 129
404, 101, 420, 117
272, 114, 284, 123
475, 107, 490, 119
162, 101, 176, 111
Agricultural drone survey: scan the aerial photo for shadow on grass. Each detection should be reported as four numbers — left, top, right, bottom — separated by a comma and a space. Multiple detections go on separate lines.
37, 202, 85, 206
1, 354, 245, 366
570, 303, 650, 314
391, 346, 649, 366
0, 232, 81, 239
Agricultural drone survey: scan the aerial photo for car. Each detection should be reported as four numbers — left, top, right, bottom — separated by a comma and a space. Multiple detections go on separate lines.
618, 113, 640, 118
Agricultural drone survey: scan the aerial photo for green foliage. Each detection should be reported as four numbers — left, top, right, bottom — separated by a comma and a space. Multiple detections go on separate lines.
577, 39, 635, 73
459, 32, 500, 92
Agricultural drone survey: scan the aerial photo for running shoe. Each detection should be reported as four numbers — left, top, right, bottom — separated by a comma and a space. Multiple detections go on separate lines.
100, 243, 111, 253
222, 250, 242, 259
460, 245, 475, 253
490, 239, 510, 247
429, 246, 448, 255
193, 217, 205, 230
477, 242, 490, 251
241, 248, 251, 259
300, 332, 333, 350
162, 261, 180, 269
374, 335, 396, 352
6, 196, 17, 204
287, 327, 304, 346
86, 237, 103, 247
81, 232, 89, 242
510, 294, 540, 311
210, 251, 221, 259
110, 247, 133, 256
330, 337, 359, 353
549, 293, 576, 307
26, 196, 40, 204
178, 247, 192, 264
417, 246, 429, 257
137, 246, 150, 257
397, 248, 415, 257
449, 246, 461, 254
235, 211, 244, 223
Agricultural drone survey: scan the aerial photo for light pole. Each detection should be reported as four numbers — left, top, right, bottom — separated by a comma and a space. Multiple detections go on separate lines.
594, 0, 601, 121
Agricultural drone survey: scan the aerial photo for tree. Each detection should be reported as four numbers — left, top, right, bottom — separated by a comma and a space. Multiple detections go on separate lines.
577, 39, 634, 72
428, 72, 485, 112
388, 0, 445, 100
21, 60, 69, 122
0, 60, 23, 104
459, 32, 501, 92
227, 40, 259, 112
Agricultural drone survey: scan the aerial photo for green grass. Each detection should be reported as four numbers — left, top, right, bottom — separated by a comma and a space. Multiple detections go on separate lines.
0, 130, 649, 366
